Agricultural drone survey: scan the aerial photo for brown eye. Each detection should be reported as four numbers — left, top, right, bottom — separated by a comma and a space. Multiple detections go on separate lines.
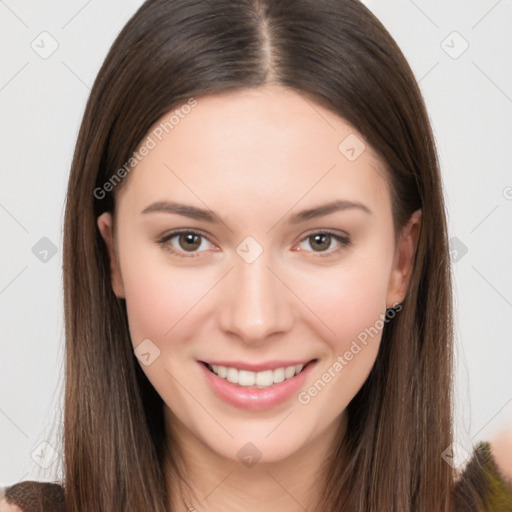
157, 230, 214, 258
178, 232, 201, 252
297, 230, 351, 256
309, 233, 332, 252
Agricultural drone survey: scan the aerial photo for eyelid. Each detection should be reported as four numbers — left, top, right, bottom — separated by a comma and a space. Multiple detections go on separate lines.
157, 228, 215, 244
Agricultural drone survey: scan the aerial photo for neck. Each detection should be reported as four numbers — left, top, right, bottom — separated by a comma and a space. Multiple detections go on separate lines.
163, 410, 347, 512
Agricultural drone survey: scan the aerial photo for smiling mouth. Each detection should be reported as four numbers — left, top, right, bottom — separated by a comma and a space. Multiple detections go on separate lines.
201, 360, 317, 389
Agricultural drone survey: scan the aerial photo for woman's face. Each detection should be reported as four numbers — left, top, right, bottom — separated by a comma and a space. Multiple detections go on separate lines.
98, 85, 419, 464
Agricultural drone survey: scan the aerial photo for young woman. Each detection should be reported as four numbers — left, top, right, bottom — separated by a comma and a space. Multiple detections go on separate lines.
2, 0, 511, 511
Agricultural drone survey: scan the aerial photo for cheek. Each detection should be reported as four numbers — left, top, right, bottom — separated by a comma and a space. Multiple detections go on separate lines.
118, 252, 215, 413
121, 258, 209, 348
290, 250, 393, 412
291, 253, 393, 349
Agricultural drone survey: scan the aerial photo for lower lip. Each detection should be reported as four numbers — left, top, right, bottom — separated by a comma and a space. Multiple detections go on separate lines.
198, 360, 316, 411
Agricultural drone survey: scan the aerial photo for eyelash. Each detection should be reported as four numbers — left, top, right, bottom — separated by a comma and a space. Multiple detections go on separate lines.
156, 229, 351, 259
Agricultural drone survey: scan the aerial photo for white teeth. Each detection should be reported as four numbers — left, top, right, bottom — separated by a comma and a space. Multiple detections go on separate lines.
255, 370, 273, 387
273, 367, 285, 383
208, 363, 307, 388
226, 367, 239, 384
238, 370, 256, 386
285, 366, 296, 379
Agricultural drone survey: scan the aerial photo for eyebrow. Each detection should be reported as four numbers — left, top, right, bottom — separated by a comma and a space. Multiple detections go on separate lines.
141, 199, 371, 223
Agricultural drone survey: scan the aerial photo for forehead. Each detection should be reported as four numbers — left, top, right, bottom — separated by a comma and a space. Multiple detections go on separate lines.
117, 85, 390, 218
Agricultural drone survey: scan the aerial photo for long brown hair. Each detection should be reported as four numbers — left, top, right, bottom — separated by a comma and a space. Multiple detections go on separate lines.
63, 1, 460, 510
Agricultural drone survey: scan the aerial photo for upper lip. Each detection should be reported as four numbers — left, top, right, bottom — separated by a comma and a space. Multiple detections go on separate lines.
200, 359, 316, 372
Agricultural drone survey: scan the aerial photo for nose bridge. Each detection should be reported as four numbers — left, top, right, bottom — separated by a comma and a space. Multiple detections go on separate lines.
218, 247, 293, 343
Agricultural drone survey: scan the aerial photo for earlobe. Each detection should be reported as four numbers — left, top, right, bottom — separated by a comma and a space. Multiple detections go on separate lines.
386, 209, 422, 307
97, 212, 125, 298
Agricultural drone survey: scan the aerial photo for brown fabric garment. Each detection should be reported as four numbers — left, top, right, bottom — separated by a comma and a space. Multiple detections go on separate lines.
1, 481, 65, 512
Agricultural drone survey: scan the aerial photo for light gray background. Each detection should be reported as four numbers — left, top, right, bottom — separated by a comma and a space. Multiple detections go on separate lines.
1, 0, 511, 486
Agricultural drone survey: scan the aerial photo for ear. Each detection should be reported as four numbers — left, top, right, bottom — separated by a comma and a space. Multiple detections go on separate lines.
97, 212, 125, 298
386, 209, 422, 307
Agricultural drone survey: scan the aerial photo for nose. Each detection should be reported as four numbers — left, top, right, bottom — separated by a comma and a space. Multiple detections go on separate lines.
217, 251, 295, 345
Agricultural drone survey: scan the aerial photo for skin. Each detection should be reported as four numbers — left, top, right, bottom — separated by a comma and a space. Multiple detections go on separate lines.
0, 499, 21, 512
98, 84, 420, 511
491, 430, 512, 483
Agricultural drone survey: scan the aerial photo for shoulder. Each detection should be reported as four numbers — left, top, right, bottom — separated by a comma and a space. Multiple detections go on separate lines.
0, 481, 65, 512
455, 438, 512, 512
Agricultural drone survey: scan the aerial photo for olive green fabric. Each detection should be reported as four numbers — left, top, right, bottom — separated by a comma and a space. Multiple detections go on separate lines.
454, 442, 512, 512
